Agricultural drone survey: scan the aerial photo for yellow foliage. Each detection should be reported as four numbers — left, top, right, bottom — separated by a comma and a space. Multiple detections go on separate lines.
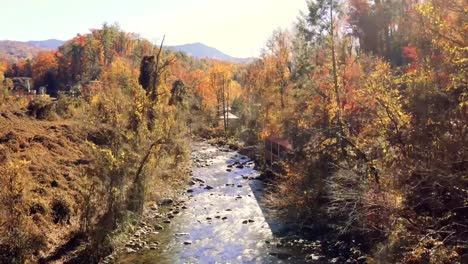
416, 0, 467, 93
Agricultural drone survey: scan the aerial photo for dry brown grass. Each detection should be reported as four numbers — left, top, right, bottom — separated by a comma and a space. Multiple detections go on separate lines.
0, 101, 95, 262
0, 83, 193, 263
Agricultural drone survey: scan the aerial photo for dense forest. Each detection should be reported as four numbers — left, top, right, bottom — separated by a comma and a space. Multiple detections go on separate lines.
0, 0, 466, 263
234, 0, 467, 262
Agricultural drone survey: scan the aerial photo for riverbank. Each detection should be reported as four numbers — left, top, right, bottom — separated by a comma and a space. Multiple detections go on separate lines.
102, 140, 370, 263
0, 96, 191, 264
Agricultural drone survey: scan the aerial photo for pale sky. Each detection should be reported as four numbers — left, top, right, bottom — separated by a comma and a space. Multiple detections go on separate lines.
0, 0, 307, 58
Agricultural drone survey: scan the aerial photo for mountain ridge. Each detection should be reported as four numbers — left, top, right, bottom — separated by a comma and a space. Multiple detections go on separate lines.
0, 39, 253, 64
26, 39, 65, 49
167, 42, 253, 64
0, 40, 52, 62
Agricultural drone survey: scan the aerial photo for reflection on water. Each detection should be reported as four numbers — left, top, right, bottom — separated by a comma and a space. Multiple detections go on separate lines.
115, 142, 314, 264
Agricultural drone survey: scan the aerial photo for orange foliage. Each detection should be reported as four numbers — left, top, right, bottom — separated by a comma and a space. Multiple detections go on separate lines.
101, 57, 137, 89
0, 61, 7, 73
32, 51, 58, 84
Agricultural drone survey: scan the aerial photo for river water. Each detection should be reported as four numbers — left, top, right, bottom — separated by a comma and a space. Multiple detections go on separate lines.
112, 141, 325, 264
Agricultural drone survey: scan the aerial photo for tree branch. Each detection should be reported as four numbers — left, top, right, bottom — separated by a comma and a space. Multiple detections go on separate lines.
134, 138, 171, 185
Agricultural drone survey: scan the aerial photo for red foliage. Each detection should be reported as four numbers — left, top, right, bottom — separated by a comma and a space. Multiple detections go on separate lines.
73, 34, 88, 46
402, 46, 418, 59
349, 0, 369, 17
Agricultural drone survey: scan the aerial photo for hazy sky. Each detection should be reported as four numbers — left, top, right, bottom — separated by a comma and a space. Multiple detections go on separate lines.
0, 0, 307, 58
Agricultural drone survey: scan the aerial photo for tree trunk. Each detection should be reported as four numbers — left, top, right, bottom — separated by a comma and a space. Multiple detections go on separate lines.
222, 75, 227, 136
330, 0, 346, 157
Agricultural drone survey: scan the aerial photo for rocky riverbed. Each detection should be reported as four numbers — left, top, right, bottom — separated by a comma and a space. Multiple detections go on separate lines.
101, 141, 368, 264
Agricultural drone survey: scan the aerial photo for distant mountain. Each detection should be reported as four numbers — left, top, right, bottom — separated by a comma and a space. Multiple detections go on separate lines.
167, 42, 253, 64
0, 40, 51, 62
26, 39, 65, 50
2, 39, 253, 64
0, 39, 65, 62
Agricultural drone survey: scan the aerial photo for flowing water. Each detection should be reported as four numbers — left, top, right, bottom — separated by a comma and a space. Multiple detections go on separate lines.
112, 141, 325, 264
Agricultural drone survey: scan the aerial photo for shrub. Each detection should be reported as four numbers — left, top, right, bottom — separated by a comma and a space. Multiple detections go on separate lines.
0, 231, 47, 264
51, 198, 71, 224
29, 199, 46, 215
27, 98, 56, 120
327, 161, 404, 233
55, 95, 82, 118
266, 159, 329, 222
0, 161, 46, 264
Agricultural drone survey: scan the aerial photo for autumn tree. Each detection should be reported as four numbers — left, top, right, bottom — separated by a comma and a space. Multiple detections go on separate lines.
31, 51, 59, 95
0, 60, 7, 99
347, 0, 410, 63
240, 0, 468, 262
5, 59, 32, 78
56, 24, 156, 92
208, 61, 233, 132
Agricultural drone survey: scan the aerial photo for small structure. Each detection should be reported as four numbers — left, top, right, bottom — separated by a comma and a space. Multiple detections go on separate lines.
7, 77, 34, 96
218, 107, 240, 133
264, 136, 293, 166
37, 86, 47, 96
218, 112, 240, 121
70, 83, 83, 96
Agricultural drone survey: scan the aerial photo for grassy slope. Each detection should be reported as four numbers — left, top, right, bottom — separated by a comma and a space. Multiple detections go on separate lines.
0, 103, 93, 262
0, 40, 51, 62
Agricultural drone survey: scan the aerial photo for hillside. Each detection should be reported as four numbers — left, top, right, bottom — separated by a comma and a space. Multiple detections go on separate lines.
167, 42, 253, 64
0, 40, 51, 62
1, 40, 248, 64
0, 100, 92, 262
0, 25, 193, 263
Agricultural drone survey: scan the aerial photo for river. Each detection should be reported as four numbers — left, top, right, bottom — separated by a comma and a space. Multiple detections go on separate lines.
108, 141, 330, 264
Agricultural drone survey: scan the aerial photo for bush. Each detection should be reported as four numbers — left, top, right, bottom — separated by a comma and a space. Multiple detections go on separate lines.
326, 161, 404, 235
266, 159, 329, 222
27, 98, 56, 120
0, 161, 47, 264
55, 95, 82, 118
0, 231, 47, 264
29, 199, 46, 215
51, 198, 71, 224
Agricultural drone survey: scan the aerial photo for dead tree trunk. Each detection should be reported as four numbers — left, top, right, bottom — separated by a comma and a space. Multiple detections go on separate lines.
138, 35, 175, 130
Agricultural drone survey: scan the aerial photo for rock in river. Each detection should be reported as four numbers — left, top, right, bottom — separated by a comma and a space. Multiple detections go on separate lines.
269, 252, 292, 260
158, 198, 173, 205
125, 248, 136, 253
